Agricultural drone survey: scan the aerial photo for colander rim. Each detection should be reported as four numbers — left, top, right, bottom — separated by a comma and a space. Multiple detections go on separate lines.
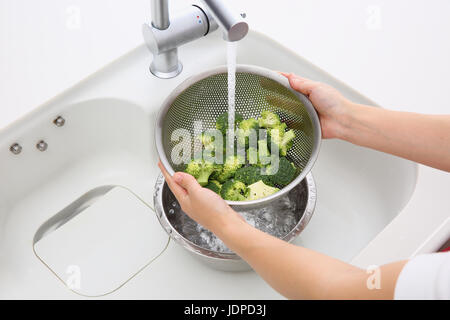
155, 64, 322, 207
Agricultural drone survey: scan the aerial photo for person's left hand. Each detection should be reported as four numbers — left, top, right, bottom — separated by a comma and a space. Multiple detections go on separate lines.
158, 162, 239, 232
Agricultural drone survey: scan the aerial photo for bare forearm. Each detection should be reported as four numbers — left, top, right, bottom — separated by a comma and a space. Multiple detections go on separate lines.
339, 103, 450, 172
214, 212, 406, 300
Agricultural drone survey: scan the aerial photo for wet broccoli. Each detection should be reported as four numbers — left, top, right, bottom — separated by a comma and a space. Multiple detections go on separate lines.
210, 163, 223, 180
258, 111, 281, 129
184, 111, 298, 199
268, 124, 296, 156
265, 157, 297, 187
215, 155, 244, 183
236, 118, 259, 147
205, 180, 222, 194
220, 180, 249, 201
235, 165, 274, 187
216, 112, 244, 135
185, 159, 218, 187
198, 132, 218, 151
247, 180, 280, 201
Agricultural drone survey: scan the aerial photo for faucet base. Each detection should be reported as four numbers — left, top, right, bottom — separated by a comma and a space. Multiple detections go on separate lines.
149, 47, 183, 79
150, 61, 183, 79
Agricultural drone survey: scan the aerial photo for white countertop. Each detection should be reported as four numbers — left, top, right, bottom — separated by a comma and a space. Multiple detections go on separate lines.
0, 0, 449, 298
1, 0, 449, 130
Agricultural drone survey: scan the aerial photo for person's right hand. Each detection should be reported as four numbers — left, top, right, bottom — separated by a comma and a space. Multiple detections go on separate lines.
282, 73, 353, 139
158, 161, 242, 232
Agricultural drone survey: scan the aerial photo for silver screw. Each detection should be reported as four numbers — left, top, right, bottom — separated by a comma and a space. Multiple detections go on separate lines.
10, 143, 22, 155
53, 116, 65, 127
36, 140, 48, 152
241, 13, 247, 19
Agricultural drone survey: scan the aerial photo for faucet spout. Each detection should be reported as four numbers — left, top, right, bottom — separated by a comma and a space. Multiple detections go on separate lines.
201, 0, 248, 42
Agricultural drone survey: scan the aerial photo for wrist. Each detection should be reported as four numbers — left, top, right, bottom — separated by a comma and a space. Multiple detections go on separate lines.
212, 207, 247, 239
333, 101, 359, 141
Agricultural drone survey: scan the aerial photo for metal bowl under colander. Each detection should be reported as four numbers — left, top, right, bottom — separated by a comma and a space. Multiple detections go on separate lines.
153, 173, 317, 272
156, 65, 321, 207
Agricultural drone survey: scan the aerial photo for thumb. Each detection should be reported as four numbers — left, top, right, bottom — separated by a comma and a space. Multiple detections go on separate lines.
173, 172, 201, 193
283, 74, 316, 96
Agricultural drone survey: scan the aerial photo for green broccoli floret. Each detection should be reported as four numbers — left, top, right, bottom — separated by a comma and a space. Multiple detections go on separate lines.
258, 111, 281, 129
220, 180, 249, 201
268, 125, 296, 156
265, 157, 297, 187
236, 118, 259, 147
210, 163, 223, 180
185, 159, 217, 187
216, 155, 244, 183
216, 112, 244, 135
247, 180, 280, 201
198, 132, 218, 151
205, 180, 222, 194
234, 166, 274, 186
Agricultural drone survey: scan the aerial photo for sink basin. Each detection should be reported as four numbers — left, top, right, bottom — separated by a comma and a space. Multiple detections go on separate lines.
0, 30, 417, 299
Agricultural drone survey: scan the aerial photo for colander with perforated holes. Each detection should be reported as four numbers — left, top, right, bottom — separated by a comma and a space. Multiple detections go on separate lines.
156, 65, 321, 208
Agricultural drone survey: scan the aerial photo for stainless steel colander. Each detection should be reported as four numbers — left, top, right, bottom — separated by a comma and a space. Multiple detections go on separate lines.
156, 65, 321, 207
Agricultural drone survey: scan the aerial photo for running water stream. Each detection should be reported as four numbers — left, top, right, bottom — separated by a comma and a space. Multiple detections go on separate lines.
227, 41, 237, 156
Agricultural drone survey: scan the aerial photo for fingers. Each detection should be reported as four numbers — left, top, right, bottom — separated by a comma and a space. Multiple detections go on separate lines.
172, 172, 202, 193
158, 161, 188, 201
281, 72, 317, 96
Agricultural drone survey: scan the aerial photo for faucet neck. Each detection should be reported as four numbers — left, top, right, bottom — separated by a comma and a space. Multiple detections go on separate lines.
151, 0, 170, 30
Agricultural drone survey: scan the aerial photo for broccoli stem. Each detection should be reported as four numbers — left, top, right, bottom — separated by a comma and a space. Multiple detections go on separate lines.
197, 172, 212, 187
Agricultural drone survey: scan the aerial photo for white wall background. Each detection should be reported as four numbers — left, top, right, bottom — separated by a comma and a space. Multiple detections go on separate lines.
1, 0, 449, 129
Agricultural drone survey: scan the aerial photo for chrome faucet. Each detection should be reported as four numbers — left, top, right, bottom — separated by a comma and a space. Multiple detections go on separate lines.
143, 0, 248, 79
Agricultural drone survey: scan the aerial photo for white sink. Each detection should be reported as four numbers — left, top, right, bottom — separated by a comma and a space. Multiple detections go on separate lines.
0, 31, 419, 299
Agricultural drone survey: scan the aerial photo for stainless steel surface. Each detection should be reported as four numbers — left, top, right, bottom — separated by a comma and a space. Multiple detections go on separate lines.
9, 143, 22, 155
53, 116, 65, 127
144, 5, 213, 79
151, 0, 170, 30
156, 65, 322, 208
150, 48, 183, 79
201, 0, 248, 42
153, 173, 317, 272
143, 0, 247, 78
36, 140, 48, 152
144, 6, 215, 55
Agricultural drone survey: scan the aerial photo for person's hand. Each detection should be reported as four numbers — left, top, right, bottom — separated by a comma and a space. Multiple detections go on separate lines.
282, 73, 353, 139
158, 161, 240, 232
